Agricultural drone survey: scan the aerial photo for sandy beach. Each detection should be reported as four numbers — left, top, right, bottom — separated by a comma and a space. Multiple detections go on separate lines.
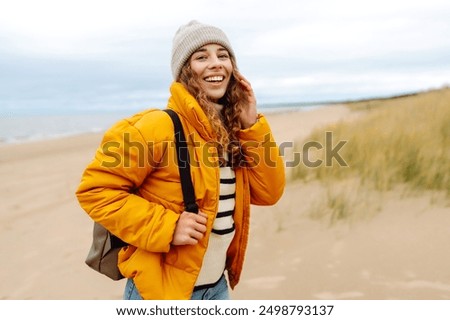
1, 105, 449, 300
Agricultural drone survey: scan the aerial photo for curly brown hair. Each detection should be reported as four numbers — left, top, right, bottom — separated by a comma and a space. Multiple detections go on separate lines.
178, 56, 248, 168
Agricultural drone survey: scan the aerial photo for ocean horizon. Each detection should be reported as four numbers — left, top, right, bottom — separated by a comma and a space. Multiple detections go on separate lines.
0, 104, 323, 144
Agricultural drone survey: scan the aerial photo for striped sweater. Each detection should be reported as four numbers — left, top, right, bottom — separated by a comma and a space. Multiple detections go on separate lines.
194, 161, 236, 288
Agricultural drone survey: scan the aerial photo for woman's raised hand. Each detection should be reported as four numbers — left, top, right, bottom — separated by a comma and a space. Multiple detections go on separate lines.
236, 72, 258, 129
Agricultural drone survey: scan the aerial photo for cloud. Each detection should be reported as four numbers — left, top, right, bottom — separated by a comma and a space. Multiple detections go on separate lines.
0, 0, 449, 113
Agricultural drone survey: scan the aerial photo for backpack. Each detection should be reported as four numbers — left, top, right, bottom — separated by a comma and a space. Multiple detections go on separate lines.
84, 109, 198, 280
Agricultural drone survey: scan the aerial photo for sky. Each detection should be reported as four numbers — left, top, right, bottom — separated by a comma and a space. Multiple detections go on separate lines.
1, 0, 450, 115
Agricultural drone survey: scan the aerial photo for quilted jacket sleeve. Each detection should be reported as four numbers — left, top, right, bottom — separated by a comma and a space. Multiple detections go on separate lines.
239, 114, 286, 205
75, 114, 179, 253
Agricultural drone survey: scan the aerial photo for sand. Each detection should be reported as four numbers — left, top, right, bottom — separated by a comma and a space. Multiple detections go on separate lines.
1, 105, 449, 300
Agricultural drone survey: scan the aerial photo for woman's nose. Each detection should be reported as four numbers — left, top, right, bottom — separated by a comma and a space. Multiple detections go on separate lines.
208, 55, 222, 69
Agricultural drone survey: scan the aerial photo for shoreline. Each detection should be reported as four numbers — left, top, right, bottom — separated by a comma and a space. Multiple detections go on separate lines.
0, 104, 330, 146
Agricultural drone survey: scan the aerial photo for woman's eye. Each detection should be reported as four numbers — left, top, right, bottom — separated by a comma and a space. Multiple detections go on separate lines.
196, 55, 207, 61
219, 54, 229, 59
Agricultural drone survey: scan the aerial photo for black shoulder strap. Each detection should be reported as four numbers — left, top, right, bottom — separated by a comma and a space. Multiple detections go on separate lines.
163, 109, 198, 214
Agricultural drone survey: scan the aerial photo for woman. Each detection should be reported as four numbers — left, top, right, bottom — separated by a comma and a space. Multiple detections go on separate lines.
76, 20, 285, 300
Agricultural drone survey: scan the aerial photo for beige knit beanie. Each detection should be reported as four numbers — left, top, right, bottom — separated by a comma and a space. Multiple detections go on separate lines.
171, 20, 235, 80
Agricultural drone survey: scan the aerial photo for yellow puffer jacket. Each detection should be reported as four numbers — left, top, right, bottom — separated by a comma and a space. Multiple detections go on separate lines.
76, 82, 285, 299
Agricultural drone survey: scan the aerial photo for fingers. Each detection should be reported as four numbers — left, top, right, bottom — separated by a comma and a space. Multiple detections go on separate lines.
172, 211, 208, 246
234, 73, 258, 128
191, 211, 207, 237
182, 237, 199, 246
196, 211, 208, 227
236, 74, 256, 103
237, 74, 252, 91
240, 79, 252, 92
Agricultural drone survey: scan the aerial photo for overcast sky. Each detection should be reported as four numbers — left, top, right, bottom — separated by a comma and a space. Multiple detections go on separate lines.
1, 0, 449, 115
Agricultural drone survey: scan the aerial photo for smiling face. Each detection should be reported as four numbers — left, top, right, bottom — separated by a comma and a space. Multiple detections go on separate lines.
189, 44, 233, 103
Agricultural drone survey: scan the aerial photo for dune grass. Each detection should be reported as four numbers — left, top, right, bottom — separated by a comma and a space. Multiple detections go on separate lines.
292, 87, 450, 223
293, 87, 450, 194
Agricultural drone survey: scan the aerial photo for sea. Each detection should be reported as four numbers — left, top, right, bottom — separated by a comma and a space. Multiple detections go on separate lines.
0, 104, 322, 144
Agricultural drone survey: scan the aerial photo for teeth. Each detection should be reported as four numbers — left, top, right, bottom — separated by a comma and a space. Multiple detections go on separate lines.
205, 76, 224, 82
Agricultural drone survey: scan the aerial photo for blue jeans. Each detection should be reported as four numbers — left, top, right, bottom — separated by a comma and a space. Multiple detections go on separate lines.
123, 274, 230, 300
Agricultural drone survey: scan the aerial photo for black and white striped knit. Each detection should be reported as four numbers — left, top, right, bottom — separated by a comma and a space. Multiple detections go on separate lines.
195, 159, 236, 288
